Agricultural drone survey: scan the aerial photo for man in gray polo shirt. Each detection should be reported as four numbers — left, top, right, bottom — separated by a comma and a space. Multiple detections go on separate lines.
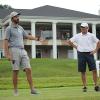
4, 11, 39, 95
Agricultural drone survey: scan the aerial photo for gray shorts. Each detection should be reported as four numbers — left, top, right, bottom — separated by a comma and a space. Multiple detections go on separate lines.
10, 47, 31, 70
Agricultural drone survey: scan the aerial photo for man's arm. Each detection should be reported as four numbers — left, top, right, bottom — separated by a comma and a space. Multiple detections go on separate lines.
90, 41, 100, 54
3, 39, 12, 60
68, 40, 77, 49
95, 41, 100, 51
25, 35, 40, 41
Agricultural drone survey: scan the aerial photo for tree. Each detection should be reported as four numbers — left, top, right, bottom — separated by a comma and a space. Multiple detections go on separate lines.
0, 4, 12, 9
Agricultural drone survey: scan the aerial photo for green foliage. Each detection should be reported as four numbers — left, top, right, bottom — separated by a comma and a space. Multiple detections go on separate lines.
0, 4, 12, 9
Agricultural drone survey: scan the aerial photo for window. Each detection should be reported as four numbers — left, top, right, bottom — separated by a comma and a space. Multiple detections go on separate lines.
41, 31, 53, 39
0, 50, 3, 58
36, 49, 41, 58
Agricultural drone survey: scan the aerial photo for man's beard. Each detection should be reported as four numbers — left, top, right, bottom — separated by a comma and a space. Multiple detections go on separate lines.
14, 19, 19, 24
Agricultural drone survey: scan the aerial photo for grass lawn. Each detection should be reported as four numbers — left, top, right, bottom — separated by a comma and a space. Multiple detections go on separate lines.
0, 58, 79, 77
0, 58, 100, 100
0, 87, 100, 100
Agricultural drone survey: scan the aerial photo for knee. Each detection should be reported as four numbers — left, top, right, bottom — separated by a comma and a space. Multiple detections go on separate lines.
92, 69, 97, 73
24, 68, 32, 73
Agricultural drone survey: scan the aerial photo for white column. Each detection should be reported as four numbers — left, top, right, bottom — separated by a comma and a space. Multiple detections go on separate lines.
72, 23, 77, 59
2, 26, 5, 39
92, 23, 96, 34
92, 23, 97, 60
2, 49, 4, 57
31, 21, 36, 58
52, 22, 57, 59
0, 50, 1, 59
2, 26, 5, 56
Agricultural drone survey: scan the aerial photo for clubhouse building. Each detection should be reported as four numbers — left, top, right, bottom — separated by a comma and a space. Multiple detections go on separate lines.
0, 5, 100, 59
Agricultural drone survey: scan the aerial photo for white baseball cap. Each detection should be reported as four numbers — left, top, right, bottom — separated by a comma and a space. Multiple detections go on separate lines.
10, 11, 20, 18
80, 23, 88, 27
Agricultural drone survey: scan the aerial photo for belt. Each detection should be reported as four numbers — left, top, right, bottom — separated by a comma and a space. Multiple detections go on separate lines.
78, 51, 91, 53
9, 46, 24, 49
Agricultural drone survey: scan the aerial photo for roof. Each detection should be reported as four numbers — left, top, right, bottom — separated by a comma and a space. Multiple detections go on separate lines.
0, 5, 100, 19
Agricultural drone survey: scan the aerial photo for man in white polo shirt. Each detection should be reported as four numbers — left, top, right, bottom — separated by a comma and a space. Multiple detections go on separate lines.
69, 22, 100, 92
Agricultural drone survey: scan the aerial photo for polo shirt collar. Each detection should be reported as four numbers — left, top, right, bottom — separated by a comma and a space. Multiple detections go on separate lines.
80, 32, 89, 36
11, 23, 19, 28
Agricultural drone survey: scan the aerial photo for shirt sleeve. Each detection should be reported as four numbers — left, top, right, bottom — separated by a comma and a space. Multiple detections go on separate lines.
4, 26, 11, 40
70, 35, 78, 43
92, 34, 99, 43
20, 26, 28, 38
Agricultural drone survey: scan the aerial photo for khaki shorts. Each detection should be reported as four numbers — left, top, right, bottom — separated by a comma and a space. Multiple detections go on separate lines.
10, 47, 31, 70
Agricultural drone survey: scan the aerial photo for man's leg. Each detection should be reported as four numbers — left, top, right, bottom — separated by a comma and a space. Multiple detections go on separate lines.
81, 72, 87, 87
78, 52, 87, 91
92, 70, 100, 91
25, 68, 34, 90
25, 68, 37, 94
92, 70, 98, 86
13, 70, 19, 95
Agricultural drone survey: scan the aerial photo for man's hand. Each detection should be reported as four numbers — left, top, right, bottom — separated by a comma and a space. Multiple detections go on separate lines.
36, 36, 40, 41
68, 40, 77, 49
90, 49, 97, 55
5, 54, 12, 61
36, 36, 45, 42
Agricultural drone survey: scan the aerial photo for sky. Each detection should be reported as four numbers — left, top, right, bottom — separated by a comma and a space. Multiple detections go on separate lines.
0, 0, 100, 15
